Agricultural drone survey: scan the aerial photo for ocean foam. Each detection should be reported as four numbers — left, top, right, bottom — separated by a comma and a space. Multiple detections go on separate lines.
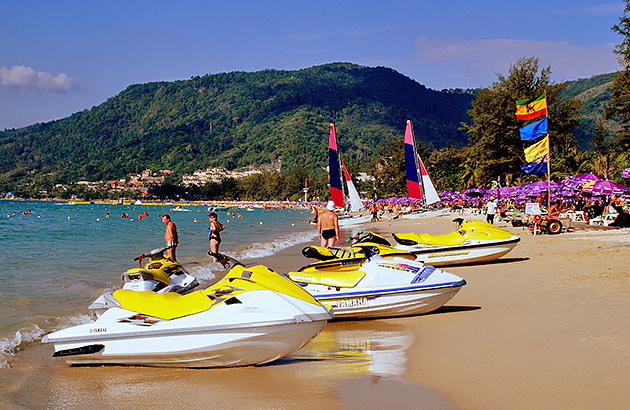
0, 314, 91, 369
233, 230, 318, 260
187, 264, 217, 281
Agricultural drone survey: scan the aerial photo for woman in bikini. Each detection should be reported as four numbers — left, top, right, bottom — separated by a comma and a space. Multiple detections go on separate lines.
208, 212, 225, 262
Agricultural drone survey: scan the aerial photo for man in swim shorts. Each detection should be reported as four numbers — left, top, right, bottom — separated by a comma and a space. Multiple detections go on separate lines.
162, 214, 179, 260
317, 200, 340, 247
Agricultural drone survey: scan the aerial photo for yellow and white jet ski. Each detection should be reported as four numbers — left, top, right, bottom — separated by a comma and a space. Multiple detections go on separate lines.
43, 255, 333, 368
390, 219, 520, 266
288, 247, 465, 319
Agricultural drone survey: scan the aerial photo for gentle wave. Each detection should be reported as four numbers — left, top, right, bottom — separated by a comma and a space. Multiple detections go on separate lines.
0, 314, 91, 369
233, 230, 318, 260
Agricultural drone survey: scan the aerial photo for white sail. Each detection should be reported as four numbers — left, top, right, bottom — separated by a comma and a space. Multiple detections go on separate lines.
342, 161, 364, 211
418, 155, 440, 205
346, 178, 364, 211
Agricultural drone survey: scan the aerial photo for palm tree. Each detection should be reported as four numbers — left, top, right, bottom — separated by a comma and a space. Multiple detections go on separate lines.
459, 159, 479, 189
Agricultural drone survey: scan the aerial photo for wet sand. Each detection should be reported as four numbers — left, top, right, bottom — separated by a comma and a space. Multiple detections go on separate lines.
2, 212, 629, 409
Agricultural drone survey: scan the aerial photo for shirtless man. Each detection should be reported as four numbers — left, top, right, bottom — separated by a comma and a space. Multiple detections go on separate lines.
162, 214, 179, 260
317, 200, 340, 247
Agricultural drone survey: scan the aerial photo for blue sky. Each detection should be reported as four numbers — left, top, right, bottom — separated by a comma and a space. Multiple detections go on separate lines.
0, 0, 625, 130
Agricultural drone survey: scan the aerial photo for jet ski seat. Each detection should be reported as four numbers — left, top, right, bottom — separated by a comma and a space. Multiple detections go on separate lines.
113, 289, 212, 320
302, 246, 355, 261
393, 231, 466, 246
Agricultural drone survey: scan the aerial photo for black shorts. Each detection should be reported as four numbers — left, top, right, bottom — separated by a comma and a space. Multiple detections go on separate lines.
486, 214, 495, 223
321, 229, 336, 240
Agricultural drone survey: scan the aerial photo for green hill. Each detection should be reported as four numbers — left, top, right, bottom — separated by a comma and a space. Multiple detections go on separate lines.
560, 72, 620, 146
0, 63, 622, 194
0, 63, 474, 187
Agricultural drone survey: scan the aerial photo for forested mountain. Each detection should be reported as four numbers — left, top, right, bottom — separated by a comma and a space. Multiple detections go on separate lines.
561, 72, 619, 146
0, 63, 474, 187
0, 63, 620, 194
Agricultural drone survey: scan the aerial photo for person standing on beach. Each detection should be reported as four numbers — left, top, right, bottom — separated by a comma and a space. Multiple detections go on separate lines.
162, 214, 179, 260
317, 200, 340, 247
208, 212, 225, 262
370, 203, 378, 222
485, 197, 497, 225
386, 201, 394, 222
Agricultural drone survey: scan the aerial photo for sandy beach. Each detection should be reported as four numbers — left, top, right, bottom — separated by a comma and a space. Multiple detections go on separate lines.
2, 212, 629, 409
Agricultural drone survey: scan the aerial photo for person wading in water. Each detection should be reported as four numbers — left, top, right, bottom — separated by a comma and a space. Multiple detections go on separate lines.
162, 214, 179, 260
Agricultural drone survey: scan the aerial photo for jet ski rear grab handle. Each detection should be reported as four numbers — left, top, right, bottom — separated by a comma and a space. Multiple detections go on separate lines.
208, 252, 244, 271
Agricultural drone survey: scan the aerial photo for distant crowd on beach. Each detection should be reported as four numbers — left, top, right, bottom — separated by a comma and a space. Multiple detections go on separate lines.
447, 194, 630, 228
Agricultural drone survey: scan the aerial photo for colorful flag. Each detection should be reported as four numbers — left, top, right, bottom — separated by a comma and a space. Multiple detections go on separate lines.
521, 155, 548, 175
516, 94, 547, 120
519, 117, 548, 140
623, 167, 630, 178
524, 135, 549, 162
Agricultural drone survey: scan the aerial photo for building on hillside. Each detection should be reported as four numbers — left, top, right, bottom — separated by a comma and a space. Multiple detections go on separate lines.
182, 163, 280, 186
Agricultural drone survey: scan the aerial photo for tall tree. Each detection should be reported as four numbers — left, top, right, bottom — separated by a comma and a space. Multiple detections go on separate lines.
368, 139, 406, 198
461, 57, 581, 185
608, 0, 630, 152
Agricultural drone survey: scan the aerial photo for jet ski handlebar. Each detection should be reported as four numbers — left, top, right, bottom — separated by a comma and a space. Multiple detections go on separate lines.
133, 244, 177, 261
347, 231, 365, 244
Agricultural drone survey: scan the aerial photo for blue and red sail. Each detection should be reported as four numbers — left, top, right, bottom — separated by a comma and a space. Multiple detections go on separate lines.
404, 120, 423, 200
329, 123, 345, 208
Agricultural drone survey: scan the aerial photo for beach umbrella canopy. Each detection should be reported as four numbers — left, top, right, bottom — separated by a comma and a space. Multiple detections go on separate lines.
561, 173, 603, 191
498, 186, 518, 197
462, 188, 487, 197
590, 180, 630, 196
518, 180, 559, 196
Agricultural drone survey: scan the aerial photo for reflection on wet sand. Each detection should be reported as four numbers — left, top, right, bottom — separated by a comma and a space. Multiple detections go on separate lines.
288, 320, 414, 378
2, 320, 455, 409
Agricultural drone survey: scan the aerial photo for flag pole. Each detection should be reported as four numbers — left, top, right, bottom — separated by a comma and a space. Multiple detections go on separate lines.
546, 92, 551, 212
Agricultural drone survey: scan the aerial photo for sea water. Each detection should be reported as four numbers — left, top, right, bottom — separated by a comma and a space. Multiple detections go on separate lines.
0, 200, 316, 367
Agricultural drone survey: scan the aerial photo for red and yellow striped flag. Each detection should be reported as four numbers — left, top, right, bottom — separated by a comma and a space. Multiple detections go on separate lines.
516, 94, 547, 120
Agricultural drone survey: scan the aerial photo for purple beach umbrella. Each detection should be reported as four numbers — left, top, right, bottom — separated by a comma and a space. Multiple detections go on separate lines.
462, 187, 487, 198
590, 180, 630, 196
561, 173, 603, 191
517, 180, 559, 196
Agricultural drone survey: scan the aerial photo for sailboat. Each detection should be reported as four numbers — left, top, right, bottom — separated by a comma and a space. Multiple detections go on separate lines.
342, 161, 364, 211
328, 123, 345, 208
328, 123, 370, 225
403, 120, 444, 218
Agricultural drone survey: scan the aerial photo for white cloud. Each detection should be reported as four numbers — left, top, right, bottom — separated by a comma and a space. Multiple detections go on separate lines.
0, 65, 78, 92
414, 37, 620, 85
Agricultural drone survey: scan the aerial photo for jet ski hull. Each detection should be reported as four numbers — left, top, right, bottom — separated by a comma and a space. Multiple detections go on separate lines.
291, 259, 466, 319
44, 317, 325, 367
400, 237, 520, 266
315, 282, 464, 319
